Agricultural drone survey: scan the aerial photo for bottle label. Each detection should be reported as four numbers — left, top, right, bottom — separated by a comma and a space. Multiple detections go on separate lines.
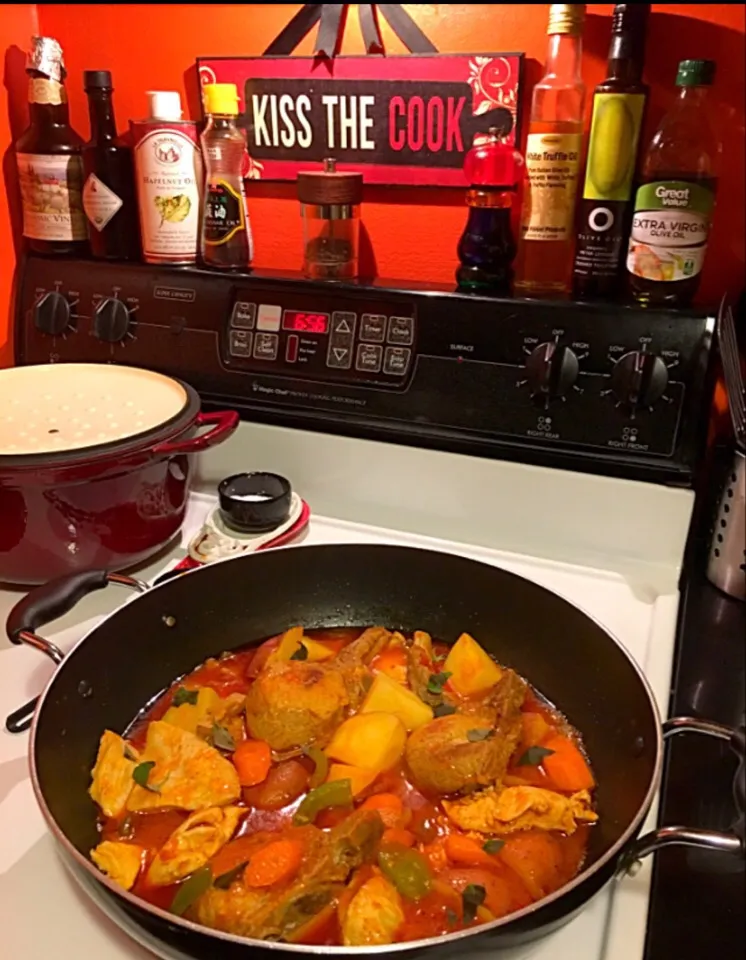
627, 180, 715, 282
28, 78, 66, 106
131, 125, 202, 262
521, 132, 582, 242
83, 173, 123, 232
582, 93, 646, 201
17, 152, 87, 241
203, 179, 246, 246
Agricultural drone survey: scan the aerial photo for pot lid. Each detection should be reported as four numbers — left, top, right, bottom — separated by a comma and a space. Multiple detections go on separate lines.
0, 363, 188, 456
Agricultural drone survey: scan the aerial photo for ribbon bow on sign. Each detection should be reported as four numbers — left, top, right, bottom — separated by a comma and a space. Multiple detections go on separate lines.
263, 4, 438, 58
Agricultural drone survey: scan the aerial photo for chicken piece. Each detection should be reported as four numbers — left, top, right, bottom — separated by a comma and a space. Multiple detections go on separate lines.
89, 730, 138, 817
147, 805, 244, 885
91, 840, 144, 890
245, 660, 350, 751
406, 631, 448, 708
405, 669, 526, 796
192, 810, 384, 939
126, 720, 240, 812
336, 626, 393, 667
342, 875, 404, 947
443, 785, 598, 835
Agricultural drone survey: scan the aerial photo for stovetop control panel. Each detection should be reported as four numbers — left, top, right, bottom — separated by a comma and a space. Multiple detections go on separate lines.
15, 256, 715, 484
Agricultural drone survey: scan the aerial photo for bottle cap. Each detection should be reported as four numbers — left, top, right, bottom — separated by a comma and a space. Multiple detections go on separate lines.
26, 36, 65, 82
202, 83, 240, 116
676, 59, 716, 87
463, 128, 524, 189
84, 70, 113, 91
146, 90, 183, 121
547, 4, 585, 36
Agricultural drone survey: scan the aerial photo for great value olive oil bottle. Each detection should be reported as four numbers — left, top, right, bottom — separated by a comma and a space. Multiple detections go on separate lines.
627, 59, 721, 307
573, 4, 649, 300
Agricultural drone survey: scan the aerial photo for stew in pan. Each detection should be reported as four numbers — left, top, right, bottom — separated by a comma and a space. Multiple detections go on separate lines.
87, 626, 598, 946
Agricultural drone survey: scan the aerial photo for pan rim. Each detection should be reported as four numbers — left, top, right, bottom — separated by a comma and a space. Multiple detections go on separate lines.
29, 542, 664, 955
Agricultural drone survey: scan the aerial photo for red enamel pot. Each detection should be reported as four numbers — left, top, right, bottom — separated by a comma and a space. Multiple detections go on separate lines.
0, 363, 238, 585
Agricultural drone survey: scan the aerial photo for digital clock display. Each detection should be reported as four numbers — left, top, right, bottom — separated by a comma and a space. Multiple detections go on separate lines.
282, 310, 330, 334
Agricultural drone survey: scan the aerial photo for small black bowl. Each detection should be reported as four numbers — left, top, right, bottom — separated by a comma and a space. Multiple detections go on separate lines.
217, 472, 292, 534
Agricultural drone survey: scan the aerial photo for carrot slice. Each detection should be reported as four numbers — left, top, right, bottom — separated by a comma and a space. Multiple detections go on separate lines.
233, 739, 272, 787
243, 839, 304, 888
209, 835, 265, 879
444, 833, 500, 871
360, 792, 404, 828
541, 734, 595, 792
382, 827, 416, 848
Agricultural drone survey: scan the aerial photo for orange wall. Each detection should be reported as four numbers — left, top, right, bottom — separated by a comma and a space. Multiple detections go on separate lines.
1, 4, 744, 365
0, 3, 36, 366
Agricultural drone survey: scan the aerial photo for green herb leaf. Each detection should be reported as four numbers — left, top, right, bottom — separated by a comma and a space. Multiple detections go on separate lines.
290, 642, 309, 661
466, 728, 494, 742
433, 702, 457, 718
123, 745, 138, 762
446, 907, 459, 928
170, 866, 213, 915
213, 861, 248, 890
211, 723, 236, 752
427, 671, 452, 695
132, 760, 159, 793
462, 883, 486, 923
516, 745, 555, 767
172, 686, 199, 707
304, 744, 330, 789
483, 838, 505, 854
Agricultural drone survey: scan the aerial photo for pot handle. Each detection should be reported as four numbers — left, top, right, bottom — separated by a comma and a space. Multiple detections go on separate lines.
7, 569, 148, 663
620, 716, 745, 875
152, 410, 239, 456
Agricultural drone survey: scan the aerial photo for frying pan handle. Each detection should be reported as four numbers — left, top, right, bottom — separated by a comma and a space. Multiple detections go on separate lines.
152, 410, 239, 456
621, 716, 745, 874
6, 569, 148, 662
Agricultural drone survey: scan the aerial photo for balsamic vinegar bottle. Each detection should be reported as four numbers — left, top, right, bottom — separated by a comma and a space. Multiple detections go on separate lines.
573, 4, 650, 300
15, 36, 88, 256
82, 70, 140, 260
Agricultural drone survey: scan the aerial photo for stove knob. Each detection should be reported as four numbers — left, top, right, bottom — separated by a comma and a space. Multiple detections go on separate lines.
611, 351, 668, 410
525, 343, 579, 400
33, 291, 71, 336
94, 298, 130, 343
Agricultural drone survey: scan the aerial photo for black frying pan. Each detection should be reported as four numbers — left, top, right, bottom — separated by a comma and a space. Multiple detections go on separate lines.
7, 545, 744, 958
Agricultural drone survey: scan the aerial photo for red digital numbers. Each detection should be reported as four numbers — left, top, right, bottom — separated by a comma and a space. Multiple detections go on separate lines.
282, 311, 329, 333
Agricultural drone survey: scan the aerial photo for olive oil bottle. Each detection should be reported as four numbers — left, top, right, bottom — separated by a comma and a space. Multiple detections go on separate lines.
627, 60, 720, 307
573, 4, 649, 300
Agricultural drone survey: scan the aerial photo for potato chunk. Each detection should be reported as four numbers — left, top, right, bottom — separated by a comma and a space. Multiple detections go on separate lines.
269, 625, 336, 663
342, 875, 404, 946
89, 730, 138, 817
147, 806, 244, 885
91, 840, 144, 890
444, 633, 502, 697
326, 713, 406, 774
326, 763, 378, 797
361, 672, 433, 731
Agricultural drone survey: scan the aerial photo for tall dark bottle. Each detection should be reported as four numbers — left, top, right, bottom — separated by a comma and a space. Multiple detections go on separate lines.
16, 36, 88, 256
573, 4, 650, 299
82, 71, 140, 260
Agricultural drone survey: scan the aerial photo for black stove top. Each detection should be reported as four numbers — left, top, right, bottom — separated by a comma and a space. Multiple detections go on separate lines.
645, 482, 745, 959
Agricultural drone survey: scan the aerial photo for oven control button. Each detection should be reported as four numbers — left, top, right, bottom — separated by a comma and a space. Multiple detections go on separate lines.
229, 329, 253, 358
253, 332, 279, 361
332, 311, 357, 337
356, 343, 383, 373
33, 291, 71, 336
383, 346, 411, 376
231, 301, 256, 329
387, 316, 414, 346
361, 314, 386, 343
525, 343, 579, 400
257, 304, 282, 332
93, 298, 131, 343
611, 351, 668, 410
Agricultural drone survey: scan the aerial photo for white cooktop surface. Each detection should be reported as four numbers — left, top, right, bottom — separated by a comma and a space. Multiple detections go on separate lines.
0, 421, 695, 960
0, 497, 674, 960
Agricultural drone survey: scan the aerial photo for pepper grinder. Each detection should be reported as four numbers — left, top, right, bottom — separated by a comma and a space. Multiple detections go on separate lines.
456, 127, 524, 294
297, 158, 363, 280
